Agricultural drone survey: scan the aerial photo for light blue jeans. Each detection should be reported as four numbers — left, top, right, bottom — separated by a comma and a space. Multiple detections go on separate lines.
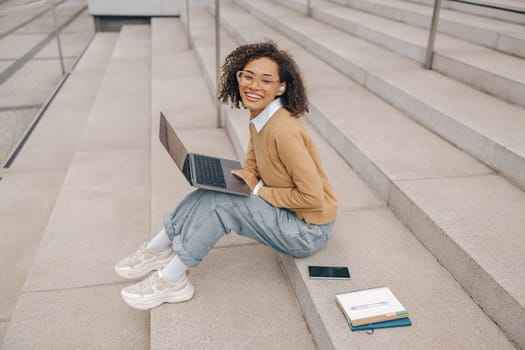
163, 189, 334, 267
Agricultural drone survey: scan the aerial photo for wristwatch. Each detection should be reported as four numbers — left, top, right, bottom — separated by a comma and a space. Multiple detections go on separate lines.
253, 180, 264, 196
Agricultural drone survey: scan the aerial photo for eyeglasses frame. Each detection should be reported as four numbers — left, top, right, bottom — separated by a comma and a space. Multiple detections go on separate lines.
236, 70, 283, 90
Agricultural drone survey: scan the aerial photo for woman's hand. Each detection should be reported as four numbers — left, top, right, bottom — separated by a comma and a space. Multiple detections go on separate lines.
231, 169, 259, 192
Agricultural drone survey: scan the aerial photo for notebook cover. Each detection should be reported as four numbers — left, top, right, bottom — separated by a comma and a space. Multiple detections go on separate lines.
336, 286, 407, 326
349, 317, 412, 332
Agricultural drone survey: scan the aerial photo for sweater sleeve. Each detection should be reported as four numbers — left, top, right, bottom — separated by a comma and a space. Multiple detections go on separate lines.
241, 129, 259, 178
258, 129, 324, 209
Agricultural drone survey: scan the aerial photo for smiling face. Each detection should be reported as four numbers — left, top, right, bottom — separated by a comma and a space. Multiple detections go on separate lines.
238, 57, 286, 118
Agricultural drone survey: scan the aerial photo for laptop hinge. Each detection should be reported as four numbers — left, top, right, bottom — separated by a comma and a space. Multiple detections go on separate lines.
183, 155, 194, 185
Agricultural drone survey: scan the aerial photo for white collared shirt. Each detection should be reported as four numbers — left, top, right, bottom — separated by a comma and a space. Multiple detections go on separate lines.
251, 98, 282, 133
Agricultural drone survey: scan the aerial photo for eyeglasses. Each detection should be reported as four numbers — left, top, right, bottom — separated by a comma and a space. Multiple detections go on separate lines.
236, 70, 280, 90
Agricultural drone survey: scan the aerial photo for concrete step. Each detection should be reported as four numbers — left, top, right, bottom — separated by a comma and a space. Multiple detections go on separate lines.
404, 0, 525, 24
323, 0, 525, 58
303, 0, 525, 109
0, 32, 117, 344
190, 5, 518, 349
236, 0, 525, 193
445, 0, 525, 25
149, 18, 318, 349
221, 2, 525, 347
1, 25, 152, 349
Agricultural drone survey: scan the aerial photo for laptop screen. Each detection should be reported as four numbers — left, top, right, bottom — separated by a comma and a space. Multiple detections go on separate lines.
159, 112, 189, 172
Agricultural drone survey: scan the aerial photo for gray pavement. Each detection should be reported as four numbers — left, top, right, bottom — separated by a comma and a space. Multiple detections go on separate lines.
0, 0, 93, 165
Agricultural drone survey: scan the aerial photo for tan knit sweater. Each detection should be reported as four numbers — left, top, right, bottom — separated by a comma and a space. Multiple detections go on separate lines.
242, 108, 338, 224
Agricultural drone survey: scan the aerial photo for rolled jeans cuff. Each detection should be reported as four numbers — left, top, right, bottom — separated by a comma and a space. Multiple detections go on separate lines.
163, 210, 207, 268
171, 235, 201, 268
163, 212, 177, 241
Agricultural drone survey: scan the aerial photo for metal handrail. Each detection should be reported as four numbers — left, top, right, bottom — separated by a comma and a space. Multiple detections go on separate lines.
183, 0, 221, 127
185, 0, 191, 49
50, 1, 65, 75
0, 0, 65, 75
215, 0, 221, 128
424, 0, 443, 69
425, 0, 525, 68
424, 0, 524, 68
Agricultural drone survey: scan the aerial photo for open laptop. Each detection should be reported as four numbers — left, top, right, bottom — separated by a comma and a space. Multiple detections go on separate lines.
159, 112, 250, 196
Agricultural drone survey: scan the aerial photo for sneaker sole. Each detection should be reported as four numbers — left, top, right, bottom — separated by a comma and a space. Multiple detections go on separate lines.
121, 284, 195, 310
114, 253, 175, 280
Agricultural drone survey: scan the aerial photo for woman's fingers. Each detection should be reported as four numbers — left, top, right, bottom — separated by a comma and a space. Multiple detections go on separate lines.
231, 169, 257, 191
231, 169, 245, 179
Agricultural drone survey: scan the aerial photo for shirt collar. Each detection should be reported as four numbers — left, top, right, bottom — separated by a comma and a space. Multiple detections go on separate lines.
251, 98, 282, 133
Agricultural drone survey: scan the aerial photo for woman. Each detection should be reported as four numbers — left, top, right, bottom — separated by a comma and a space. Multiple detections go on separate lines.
115, 41, 338, 310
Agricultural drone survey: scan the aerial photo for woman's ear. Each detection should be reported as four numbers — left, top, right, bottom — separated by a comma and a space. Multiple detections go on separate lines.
277, 83, 286, 95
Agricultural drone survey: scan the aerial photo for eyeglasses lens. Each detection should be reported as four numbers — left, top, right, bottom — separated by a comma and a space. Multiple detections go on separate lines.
237, 71, 278, 90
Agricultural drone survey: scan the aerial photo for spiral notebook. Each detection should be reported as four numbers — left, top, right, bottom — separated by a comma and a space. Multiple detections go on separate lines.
336, 286, 408, 327
349, 316, 412, 332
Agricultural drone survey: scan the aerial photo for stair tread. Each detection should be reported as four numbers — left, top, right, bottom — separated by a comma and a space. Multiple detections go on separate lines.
285, 208, 516, 349
285, 0, 525, 108
315, 0, 525, 82
0, 32, 116, 342
395, 175, 525, 301
467, 0, 525, 11
335, 0, 525, 33
376, 68, 525, 148
74, 32, 119, 71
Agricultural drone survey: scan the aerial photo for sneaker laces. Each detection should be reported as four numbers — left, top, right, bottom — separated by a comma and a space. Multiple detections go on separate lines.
129, 244, 148, 261
140, 272, 161, 288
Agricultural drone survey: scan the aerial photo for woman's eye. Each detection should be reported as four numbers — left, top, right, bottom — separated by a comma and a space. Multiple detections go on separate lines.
262, 80, 272, 84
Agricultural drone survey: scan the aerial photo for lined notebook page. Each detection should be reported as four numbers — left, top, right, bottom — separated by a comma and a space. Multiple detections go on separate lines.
336, 287, 406, 322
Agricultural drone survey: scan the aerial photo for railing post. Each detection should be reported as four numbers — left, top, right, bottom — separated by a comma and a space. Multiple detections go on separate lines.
215, 0, 221, 128
185, 0, 191, 49
307, 0, 312, 17
50, 0, 65, 76
424, 0, 443, 69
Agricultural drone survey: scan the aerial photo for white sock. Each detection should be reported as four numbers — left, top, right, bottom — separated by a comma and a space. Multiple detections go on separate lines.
161, 255, 188, 283
146, 228, 172, 252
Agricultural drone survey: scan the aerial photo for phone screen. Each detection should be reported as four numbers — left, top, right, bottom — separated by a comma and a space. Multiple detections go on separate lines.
308, 265, 351, 279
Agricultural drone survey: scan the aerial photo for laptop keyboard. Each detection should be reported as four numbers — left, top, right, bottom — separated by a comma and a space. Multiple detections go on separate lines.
194, 154, 227, 188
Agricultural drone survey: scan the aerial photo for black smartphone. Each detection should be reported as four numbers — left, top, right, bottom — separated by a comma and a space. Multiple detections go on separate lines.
308, 265, 351, 280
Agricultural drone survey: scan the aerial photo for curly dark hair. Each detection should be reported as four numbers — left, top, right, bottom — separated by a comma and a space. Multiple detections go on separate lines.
218, 41, 309, 118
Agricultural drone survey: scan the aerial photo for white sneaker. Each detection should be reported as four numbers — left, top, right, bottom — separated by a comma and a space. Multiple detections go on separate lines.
121, 271, 195, 310
114, 243, 175, 280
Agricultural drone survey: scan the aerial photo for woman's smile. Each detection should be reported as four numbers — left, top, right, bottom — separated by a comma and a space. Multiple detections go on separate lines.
244, 91, 263, 102
238, 57, 284, 117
